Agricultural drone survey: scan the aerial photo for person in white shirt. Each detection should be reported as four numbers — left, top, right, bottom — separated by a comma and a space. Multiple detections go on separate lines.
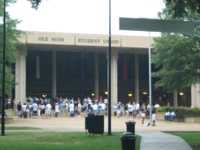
22, 103, 27, 118
99, 101, 106, 115
69, 101, 75, 117
45, 103, 52, 117
55, 103, 60, 117
116, 102, 123, 117
92, 101, 98, 115
136, 103, 140, 115
77, 101, 82, 115
32, 102, 38, 116
127, 102, 134, 116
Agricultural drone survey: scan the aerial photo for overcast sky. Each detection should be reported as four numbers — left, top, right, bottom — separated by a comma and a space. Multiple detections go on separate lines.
8, 0, 165, 36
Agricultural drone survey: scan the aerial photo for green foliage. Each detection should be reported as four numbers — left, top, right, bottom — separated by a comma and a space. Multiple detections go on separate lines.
152, 35, 200, 91
163, 0, 200, 18
0, 0, 18, 96
29, 0, 41, 9
153, 0, 200, 92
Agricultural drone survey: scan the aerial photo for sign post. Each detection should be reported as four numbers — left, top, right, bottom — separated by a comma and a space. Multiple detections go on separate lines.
120, 17, 200, 125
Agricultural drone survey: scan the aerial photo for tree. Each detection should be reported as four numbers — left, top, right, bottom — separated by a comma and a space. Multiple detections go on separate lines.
153, 0, 200, 93
153, 35, 200, 91
0, 0, 19, 96
28, 0, 41, 9
163, 0, 200, 18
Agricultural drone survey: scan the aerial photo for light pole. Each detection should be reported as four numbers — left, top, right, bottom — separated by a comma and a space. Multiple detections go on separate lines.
148, 32, 152, 124
108, 0, 112, 135
1, 0, 6, 136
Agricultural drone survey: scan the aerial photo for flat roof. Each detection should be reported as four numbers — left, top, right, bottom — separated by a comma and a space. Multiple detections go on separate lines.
18, 31, 154, 48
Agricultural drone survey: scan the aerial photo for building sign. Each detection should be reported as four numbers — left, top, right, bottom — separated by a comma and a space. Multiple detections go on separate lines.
76, 37, 120, 47
38, 36, 65, 42
26, 32, 74, 45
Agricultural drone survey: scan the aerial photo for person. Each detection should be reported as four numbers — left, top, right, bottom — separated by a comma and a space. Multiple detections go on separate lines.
45, 103, 52, 117
164, 110, 170, 120
152, 107, 156, 126
92, 101, 98, 115
16, 102, 22, 118
22, 103, 27, 118
170, 111, 176, 121
127, 102, 133, 116
141, 109, 146, 124
32, 102, 38, 116
69, 101, 75, 117
55, 103, 60, 117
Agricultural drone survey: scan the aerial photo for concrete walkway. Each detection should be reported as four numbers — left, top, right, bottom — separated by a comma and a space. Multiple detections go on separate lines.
139, 132, 192, 150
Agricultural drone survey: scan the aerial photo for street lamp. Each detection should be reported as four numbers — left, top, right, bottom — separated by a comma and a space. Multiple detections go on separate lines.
108, 0, 112, 135
1, 0, 6, 136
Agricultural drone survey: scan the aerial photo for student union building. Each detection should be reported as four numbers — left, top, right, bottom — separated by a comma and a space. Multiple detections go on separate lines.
15, 31, 200, 107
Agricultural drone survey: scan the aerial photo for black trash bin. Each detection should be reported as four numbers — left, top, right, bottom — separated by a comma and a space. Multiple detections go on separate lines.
121, 132, 136, 150
85, 114, 104, 134
126, 121, 135, 134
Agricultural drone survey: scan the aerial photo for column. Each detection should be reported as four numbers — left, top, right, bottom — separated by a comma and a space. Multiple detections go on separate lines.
111, 50, 118, 105
134, 54, 140, 103
191, 84, 200, 108
94, 53, 99, 100
15, 48, 26, 103
52, 51, 57, 98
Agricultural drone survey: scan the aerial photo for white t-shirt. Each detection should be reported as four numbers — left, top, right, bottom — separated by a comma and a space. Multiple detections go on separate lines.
100, 103, 106, 110
69, 103, 74, 112
55, 104, 60, 113
46, 104, 52, 112
92, 104, 98, 111
32, 103, 38, 112
127, 104, 133, 112
22, 104, 27, 112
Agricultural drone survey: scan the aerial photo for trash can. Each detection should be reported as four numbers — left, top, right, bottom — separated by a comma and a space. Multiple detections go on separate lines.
126, 121, 135, 134
121, 132, 136, 150
85, 114, 104, 134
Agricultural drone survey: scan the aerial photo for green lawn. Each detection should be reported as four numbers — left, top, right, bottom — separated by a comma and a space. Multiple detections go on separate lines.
171, 132, 200, 150
0, 132, 140, 150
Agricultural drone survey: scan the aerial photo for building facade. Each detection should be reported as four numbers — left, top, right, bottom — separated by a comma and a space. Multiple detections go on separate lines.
15, 31, 200, 107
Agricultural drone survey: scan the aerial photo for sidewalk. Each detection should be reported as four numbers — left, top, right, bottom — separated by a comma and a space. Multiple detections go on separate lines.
139, 132, 192, 150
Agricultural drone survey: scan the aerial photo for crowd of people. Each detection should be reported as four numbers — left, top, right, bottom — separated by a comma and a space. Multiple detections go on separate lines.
15, 96, 159, 125
16, 96, 107, 118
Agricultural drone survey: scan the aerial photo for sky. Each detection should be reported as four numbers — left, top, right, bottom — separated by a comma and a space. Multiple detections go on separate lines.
7, 0, 165, 36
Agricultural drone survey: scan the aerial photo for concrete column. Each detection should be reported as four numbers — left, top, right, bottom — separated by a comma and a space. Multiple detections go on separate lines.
111, 50, 118, 105
15, 48, 27, 103
191, 84, 200, 108
134, 54, 140, 103
52, 51, 57, 98
173, 90, 178, 107
94, 53, 99, 100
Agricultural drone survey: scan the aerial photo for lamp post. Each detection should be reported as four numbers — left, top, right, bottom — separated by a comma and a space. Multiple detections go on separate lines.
108, 0, 112, 135
1, 0, 6, 136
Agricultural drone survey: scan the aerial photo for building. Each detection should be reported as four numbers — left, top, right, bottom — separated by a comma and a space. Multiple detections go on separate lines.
15, 31, 200, 107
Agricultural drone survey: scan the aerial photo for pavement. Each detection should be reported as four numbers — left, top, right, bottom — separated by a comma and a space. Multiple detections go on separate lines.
139, 132, 192, 150
6, 116, 200, 132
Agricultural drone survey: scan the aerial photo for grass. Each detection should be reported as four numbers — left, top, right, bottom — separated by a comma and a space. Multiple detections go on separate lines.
0, 132, 140, 150
170, 132, 200, 150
